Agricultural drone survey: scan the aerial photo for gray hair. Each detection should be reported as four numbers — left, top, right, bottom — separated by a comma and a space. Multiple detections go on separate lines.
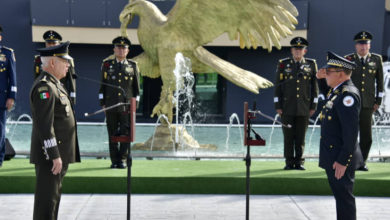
40, 56, 52, 69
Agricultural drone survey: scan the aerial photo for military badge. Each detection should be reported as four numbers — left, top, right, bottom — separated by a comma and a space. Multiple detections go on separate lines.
304, 66, 311, 72
368, 62, 376, 67
112, 75, 116, 80
0, 54, 6, 62
285, 68, 292, 73
343, 96, 354, 107
325, 100, 333, 109
37, 86, 48, 92
125, 76, 129, 80
104, 72, 107, 79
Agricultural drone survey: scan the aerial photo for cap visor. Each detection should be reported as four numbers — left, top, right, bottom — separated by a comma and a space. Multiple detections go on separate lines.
60, 54, 73, 60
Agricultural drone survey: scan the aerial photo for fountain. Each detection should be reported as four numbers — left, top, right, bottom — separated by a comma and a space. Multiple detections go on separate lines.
225, 113, 244, 152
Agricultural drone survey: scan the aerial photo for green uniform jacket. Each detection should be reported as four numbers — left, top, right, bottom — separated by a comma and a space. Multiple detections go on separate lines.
34, 55, 77, 104
30, 71, 80, 164
274, 57, 319, 116
99, 58, 140, 111
344, 53, 383, 108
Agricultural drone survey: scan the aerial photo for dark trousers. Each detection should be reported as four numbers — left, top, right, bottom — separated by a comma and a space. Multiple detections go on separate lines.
0, 109, 6, 165
359, 108, 373, 162
325, 168, 356, 220
282, 115, 309, 166
33, 162, 68, 220
106, 112, 129, 164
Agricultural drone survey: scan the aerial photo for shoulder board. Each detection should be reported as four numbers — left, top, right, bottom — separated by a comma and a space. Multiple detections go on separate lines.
2, 46, 14, 52
279, 57, 290, 63
40, 75, 48, 83
34, 55, 41, 62
370, 53, 382, 58
103, 54, 115, 62
344, 53, 354, 58
127, 59, 137, 65
342, 84, 359, 96
305, 58, 316, 63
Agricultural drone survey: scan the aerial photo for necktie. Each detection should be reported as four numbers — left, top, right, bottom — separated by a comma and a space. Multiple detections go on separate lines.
118, 62, 122, 70
361, 57, 365, 66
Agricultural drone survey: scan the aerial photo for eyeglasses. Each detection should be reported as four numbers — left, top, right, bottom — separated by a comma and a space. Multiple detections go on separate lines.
325, 69, 343, 75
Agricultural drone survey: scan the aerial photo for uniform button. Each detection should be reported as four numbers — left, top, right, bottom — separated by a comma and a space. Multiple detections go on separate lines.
363, 67, 366, 70
362, 81, 365, 85
296, 80, 300, 83
362, 74, 365, 77
348, 159, 351, 162
58, 141, 61, 144
328, 116, 332, 120
330, 145, 333, 148
42, 147, 44, 149
118, 93, 122, 96
323, 106, 325, 109
361, 88, 365, 92
346, 164, 349, 167
349, 155, 353, 157
297, 94, 300, 98
297, 87, 300, 91
119, 73, 122, 76
118, 80, 121, 83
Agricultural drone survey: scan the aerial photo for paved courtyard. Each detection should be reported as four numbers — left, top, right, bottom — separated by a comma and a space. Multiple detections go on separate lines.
0, 194, 389, 219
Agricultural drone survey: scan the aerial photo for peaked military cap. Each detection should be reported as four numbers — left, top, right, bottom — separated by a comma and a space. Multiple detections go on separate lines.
37, 41, 72, 60
43, 30, 62, 42
324, 51, 356, 70
290, 37, 308, 48
112, 36, 131, 47
354, 31, 372, 44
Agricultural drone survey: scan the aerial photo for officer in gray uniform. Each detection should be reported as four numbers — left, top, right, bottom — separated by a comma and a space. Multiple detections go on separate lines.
30, 41, 80, 220
0, 25, 17, 167
344, 31, 384, 171
318, 51, 363, 220
274, 37, 319, 170
99, 36, 140, 169
34, 30, 77, 105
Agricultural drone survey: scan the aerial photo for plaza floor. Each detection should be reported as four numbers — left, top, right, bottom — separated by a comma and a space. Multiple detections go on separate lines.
0, 194, 389, 220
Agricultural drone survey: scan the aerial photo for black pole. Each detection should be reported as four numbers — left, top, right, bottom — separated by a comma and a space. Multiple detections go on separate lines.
127, 143, 132, 220
245, 144, 251, 220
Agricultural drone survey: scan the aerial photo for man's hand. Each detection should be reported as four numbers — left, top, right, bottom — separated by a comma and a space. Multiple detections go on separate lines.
373, 104, 379, 113
276, 109, 283, 116
309, 109, 315, 117
6, 98, 14, 111
333, 161, 347, 180
52, 158, 63, 175
316, 68, 326, 79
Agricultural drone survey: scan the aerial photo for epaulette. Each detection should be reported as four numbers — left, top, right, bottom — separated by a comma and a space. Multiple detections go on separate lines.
127, 59, 137, 65
344, 53, 354, 58
305, 58, 316, 63
370, 53, 382, 58
342, 84, 359, 96
103, 54, 115, 62
279, 57, 290, 63
2, 46, 13, 52
40, 75, 48, 83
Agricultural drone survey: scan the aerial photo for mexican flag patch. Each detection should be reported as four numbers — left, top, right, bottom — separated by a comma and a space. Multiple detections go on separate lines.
40, 92, 50, 100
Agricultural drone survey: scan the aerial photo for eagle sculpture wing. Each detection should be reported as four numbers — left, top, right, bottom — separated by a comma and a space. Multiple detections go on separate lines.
165, 0, 298, 51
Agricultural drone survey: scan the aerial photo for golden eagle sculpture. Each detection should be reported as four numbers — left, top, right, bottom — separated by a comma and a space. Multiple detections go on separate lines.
120, 0, 298, 122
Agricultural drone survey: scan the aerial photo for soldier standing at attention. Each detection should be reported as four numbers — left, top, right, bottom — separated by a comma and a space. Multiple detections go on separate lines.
345, 31, 384, 171
30, 42, 80, 220
0, 25, 17, 167
34, 30, 77, 105
317, 51, 363, 220
99, 36, 140, 169
274, 37, 318, 170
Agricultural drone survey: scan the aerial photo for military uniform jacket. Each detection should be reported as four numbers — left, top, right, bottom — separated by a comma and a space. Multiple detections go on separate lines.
345, 52, 383, 108
0, 46, 17, 109
274, 57, 318, 116
99, 58, 140, 111
34, 55, 77, 104
319, 80, 362, 170
30, 71, 80, 164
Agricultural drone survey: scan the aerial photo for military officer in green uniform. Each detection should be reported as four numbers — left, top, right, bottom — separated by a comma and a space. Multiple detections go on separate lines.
274, 37, 319, 170
34, 30, 77, 105
344, 31, 384, 171
99, 36, 140, 169
30, 41, 80, 220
